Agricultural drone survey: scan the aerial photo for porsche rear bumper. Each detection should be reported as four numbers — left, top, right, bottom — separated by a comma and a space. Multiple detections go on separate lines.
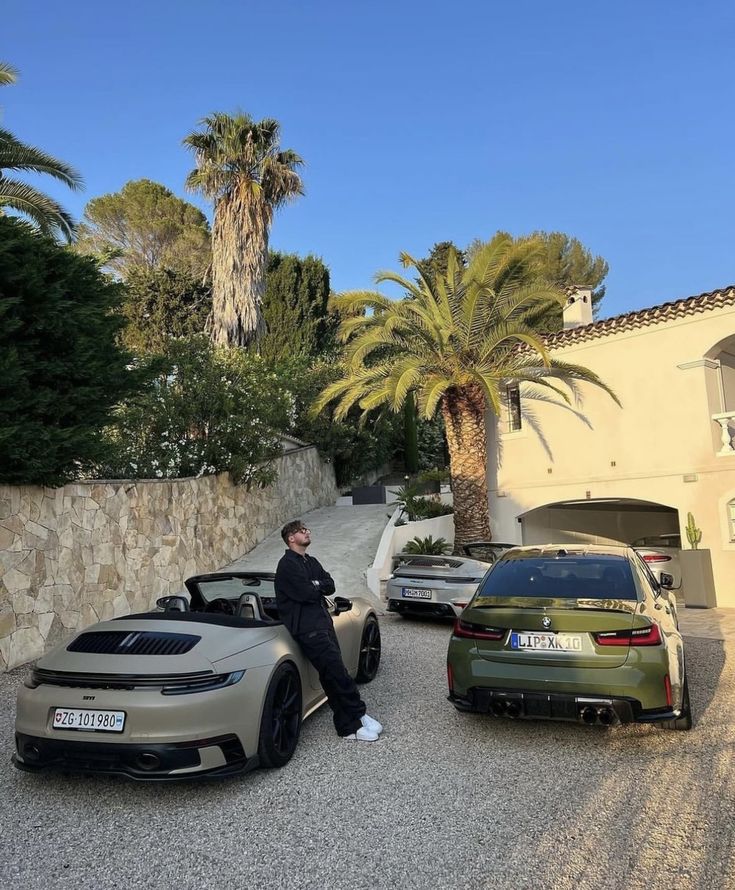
13, 731, 257, 781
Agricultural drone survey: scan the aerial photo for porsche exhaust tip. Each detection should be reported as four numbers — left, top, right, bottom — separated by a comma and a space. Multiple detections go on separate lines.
490, 700, 506, 717
23, 742, 41, 762
135, 752, 161, 772
580, 706, 598, 725
505, 702, 521, 719
597, 707, 615, 726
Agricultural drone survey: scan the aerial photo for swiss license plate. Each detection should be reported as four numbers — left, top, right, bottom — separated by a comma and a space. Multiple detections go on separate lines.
511, 632, 583, 652
401, 587, 433, 600
52, 708, 126, 733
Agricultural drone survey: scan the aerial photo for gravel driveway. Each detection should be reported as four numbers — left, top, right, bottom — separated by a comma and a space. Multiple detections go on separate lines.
2, 616, 734, 890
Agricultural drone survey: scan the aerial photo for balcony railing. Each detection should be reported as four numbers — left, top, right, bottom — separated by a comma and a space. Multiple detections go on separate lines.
713, 411, 735, 455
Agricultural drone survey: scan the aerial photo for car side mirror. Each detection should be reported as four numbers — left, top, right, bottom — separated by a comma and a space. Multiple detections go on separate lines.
333, 596, 353, 615
156, 595, 189, 612
659, 573, 674, 590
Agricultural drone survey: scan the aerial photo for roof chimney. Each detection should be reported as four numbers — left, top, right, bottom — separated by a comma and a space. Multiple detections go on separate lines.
563, 286, 593, 329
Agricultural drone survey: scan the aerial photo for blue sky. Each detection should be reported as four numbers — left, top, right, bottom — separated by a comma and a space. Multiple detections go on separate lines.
4, 0, 735, 316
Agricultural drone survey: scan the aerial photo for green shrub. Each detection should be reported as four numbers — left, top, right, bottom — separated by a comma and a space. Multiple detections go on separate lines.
272, 356, 401, 486
121, 267, 211, 354
102, 334, 290, 484
402, 535, 451, 555
0, 217, 137, 485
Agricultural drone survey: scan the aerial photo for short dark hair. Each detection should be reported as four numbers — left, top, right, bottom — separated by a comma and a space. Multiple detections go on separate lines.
281, 519, 304, 544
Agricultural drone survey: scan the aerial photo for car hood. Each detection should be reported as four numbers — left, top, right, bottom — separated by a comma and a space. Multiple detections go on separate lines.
36, 617, 281, 677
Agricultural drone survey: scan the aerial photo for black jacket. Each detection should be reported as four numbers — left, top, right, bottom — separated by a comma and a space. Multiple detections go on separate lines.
274, 549, 336, 636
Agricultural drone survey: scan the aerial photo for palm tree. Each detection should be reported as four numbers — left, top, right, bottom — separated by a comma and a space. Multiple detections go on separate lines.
0, 62, 82, 241
183, 112, 304, 347
315, 235, 619, 551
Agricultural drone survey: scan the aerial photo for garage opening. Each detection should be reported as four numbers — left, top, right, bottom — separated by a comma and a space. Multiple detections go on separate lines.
519, 498, 680, 548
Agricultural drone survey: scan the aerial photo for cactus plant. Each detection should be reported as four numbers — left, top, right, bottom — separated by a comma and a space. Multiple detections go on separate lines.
685, 512, 702, 549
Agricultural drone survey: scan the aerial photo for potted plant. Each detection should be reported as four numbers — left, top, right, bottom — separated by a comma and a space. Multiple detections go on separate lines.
679, 513, 717, 608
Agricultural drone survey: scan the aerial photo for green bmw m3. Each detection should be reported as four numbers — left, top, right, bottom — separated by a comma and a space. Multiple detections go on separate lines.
447, 544, 692, 730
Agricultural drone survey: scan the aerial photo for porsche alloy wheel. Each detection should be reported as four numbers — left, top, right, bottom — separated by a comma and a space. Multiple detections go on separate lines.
356, 616, 381, 683
258, 663, 302, 768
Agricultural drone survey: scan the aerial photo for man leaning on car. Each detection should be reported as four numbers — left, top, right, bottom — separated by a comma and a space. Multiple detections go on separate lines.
275, 519, 384, 742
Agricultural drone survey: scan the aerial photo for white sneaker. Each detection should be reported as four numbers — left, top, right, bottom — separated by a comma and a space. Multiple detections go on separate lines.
361, 714, 383, 735
344, 727, 380, 742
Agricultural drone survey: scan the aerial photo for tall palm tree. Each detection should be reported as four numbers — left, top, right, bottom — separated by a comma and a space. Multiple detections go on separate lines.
183, 112, 304, 347
0, 62, 82, 241
315, 236, 620, 551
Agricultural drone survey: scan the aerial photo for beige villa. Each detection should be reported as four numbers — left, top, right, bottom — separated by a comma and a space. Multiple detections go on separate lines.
488, 285, 735, 608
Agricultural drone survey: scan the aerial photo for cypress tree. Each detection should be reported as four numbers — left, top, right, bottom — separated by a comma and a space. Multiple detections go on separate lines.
260, 252, 333, 360
0, 216, 137, 485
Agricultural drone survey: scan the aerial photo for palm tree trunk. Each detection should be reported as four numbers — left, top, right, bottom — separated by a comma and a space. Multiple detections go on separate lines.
441, 385, 492, 552
210, 190, 268, 347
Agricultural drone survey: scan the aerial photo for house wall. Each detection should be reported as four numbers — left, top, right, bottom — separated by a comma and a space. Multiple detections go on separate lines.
488, 303, 735, 606
0, 447, 339, 671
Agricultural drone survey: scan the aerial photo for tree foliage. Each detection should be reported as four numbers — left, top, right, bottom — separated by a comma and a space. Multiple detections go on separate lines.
75, 179, 211, 279
103, 335, 291, 485
184, 112, 304, 347
317, 236, 618, 548
0, 217, 136, 485
273, 356, 400, 487
416, 241, 466, 284
467, 231, 609, 330
121, 267, 212, 354
0, 61, 82, 241
260, 252, 335, 360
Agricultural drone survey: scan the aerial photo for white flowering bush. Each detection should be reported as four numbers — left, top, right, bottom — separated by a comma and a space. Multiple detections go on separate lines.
103, 335, 291, 485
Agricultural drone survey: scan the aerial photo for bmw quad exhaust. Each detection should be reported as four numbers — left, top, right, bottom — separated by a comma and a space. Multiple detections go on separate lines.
577, 701, 619, 726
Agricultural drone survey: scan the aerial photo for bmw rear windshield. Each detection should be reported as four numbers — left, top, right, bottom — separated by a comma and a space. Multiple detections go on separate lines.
474, 554, 637, 601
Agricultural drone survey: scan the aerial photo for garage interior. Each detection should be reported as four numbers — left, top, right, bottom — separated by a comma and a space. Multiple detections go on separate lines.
519, 498, 680, 547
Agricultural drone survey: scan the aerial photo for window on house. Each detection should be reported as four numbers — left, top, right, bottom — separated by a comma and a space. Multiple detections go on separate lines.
507, 384, 522, 432
729, 499, 735, 542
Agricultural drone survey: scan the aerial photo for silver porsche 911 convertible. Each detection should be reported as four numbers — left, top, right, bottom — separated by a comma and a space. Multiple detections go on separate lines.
13, 572, 381, 781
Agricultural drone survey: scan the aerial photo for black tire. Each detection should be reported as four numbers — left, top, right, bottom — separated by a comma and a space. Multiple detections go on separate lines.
257, 662, 302, 768
355, 615, 381, 682
661, 674, 693, 731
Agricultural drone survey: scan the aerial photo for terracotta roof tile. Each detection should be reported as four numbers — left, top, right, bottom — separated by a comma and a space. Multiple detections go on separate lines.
545, 285, 735, 348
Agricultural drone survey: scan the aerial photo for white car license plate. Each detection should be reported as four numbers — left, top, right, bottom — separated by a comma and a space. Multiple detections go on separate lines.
52, 708, 126, 733
401, 587, 433, 600
511, 632, 583, 652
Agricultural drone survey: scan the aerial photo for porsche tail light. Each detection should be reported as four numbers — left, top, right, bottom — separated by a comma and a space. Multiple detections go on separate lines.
593, 624, 662, 646
453, 619, 505, 641
161, 670, 245, 695
642, 553, 671, 563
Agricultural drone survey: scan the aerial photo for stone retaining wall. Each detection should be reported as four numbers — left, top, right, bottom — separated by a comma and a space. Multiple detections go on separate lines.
0, 447, 338, 671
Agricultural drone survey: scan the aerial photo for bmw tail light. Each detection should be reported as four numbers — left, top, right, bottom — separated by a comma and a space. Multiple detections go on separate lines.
453, 619, 505, 641
593, 624, 662, 646
642, 554, 671, 563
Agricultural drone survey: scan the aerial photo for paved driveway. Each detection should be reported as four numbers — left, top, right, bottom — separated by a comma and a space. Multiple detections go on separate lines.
2, 614, 734, 890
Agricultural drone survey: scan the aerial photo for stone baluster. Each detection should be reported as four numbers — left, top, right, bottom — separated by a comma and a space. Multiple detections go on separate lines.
713, 412, 735, 455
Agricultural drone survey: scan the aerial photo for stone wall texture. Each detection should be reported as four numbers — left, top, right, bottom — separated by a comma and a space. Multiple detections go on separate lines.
0, 447, 338, 671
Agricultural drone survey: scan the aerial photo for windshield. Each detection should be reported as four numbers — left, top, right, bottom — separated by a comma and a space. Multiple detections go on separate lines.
474, 555, 637, 601
195, 576, 276, 604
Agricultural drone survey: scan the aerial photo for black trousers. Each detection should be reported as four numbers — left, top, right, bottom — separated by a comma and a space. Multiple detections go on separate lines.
295, 624, 366, 736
